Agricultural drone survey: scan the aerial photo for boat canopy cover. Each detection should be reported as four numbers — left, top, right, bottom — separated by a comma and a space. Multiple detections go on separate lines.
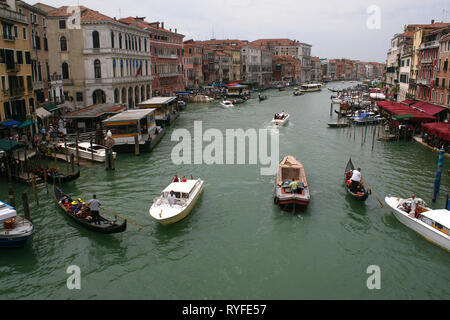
421, 209, 450, 228
0, 120, 21, 129
277, 156, 307, 187
163, 180, 199, 194
0, 201, 16, 223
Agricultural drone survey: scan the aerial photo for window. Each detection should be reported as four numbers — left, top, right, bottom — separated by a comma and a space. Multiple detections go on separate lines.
14, 26, 18, 38
94, 59, 101, 79
76, 92, 83, 102
62, 62, 69, 79
111, 31, 114, 48
26, 76, 32, 91
43, 33, 48, 51
59, 20, 66, 29
60, 36, 67, 51
92, 30, 100, 48
16, 51, 23, 64
22, 28, 26, 40
25, 51, 31, 64
118, 33, 122, 49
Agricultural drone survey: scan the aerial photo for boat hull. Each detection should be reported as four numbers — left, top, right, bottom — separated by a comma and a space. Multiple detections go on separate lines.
0, 232, 33, 248
385, 197, 450, 251
150, 184, 204, 226
112, 128, 165, 153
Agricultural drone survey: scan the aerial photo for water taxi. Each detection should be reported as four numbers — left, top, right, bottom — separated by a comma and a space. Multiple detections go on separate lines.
0, 201, 34, 248
150, 178, 204, 225
137, 97, 179, 127
272, 112, 290, 126
274, 156, 310, 212
299, 83, 322, 93
385, 196, 450, 251
102, 109, 165, 153
293, 88, 304, 96
57, 141, 117, 163
220, 100, 234, 108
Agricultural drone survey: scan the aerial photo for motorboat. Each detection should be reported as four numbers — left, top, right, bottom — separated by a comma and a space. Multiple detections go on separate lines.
293, 89, 304, 96
272, 112, 290, 126
299, 83, 322, 93
177, 100, 187, 111
274, 156, 310, 211
220, 100, 234, 108
0, 201, 34, 248
149, 178, 204, 225
385, 196, 450, 251
58, 141, 117, 163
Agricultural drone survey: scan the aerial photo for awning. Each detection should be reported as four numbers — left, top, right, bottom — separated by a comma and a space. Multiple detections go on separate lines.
401, 100, 415, 106
43, 105, 59, 112
412, 102, 446, 116
18, 119, 36, 129
422, 122, 450, 142
393, 114, 415, 120
0, 120, 21, 129
0, 139, 26, 152
36, 107, 52, 119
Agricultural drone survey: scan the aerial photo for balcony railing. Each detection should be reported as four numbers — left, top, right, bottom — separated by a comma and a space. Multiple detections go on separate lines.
420, 57, 433, 64
0, 7, 28, 24
416, 78, 430, 86
50, 74, 62, 82
420, 40, 439, 50
157, 54, 178, 59
157, 72, 180, 78
3, 34, 15, 41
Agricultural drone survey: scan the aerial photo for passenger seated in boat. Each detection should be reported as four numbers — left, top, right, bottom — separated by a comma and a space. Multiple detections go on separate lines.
168, 190, 177, 206
172, 174, 179, 182
181, 176, 187, 182
289, 180, 298, 194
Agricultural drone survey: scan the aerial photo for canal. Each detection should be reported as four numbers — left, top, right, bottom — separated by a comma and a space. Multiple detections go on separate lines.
1, 81, 449, 299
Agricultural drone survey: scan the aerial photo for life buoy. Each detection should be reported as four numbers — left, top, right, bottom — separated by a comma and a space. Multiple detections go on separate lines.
274, 197, 279, 204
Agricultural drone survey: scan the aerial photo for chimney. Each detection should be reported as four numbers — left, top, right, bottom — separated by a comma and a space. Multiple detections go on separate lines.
161, 22, 164, 29
431, 19, 435, 24
175, 28, 177, 34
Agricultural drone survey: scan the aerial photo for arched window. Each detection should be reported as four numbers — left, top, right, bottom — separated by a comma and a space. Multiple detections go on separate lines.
118, 33, 122, 49
92, 30, 100, 49
111, 31, 115, 48
94, 59, 101, 79
60, 36, 67, 51
121, 88, 126, 103
62, 62, 69, 79
114, 88, 119, 103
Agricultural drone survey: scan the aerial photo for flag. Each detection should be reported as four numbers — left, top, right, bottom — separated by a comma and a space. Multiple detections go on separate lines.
136, 61, 142, 76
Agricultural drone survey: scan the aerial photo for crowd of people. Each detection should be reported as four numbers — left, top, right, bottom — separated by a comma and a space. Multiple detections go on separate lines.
61, 194, 101, 224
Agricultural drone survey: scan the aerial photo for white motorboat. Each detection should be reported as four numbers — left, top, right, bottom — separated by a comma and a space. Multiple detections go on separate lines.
149, 178, 204, 225
299, 83, 322, 93
0, 201, 34, 248
220, 100, 234, 108
272, 113, 290, 126
385, 196, 450, 251
57, 141, 117, 163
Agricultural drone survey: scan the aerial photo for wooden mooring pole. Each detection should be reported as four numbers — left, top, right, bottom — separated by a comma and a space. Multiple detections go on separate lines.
22, 192, 30, 222
134, 134, 140, 156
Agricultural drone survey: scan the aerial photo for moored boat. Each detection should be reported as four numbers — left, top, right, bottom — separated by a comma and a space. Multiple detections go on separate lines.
0, 201, 34, 248
328, 122, 350, 128
344, 158, 369, 200
54, 186, 127, 234
271, 112, 290, 126
385, 196, 450, 251
34, 167, 80, 183
57, 141, 117, 163
149, 178, 204, 225
220, 100, 234, 108
274, 156, 310, 211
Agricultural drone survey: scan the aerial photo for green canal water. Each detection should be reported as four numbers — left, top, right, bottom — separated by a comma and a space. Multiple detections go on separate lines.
1, 82, 449, 299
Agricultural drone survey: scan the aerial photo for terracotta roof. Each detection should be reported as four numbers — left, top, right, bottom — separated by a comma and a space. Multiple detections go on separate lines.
47, 6, 114, 23
251, 39, 300, 47
119, 17, 182, 35
407, 22, 450, 30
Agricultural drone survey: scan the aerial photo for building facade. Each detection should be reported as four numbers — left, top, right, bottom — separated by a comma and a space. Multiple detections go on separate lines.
436, 33, 450, 107
0, 0, 35, 123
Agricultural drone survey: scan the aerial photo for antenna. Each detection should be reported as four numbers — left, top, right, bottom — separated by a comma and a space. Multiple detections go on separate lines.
119, 8, 122, 19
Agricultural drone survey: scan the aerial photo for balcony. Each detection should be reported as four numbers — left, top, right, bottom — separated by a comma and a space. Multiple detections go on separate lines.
420, 57, 433, 64
3, 34, 15, 41
157, 54, 178, 59
158, 72, 180, 78
9, 87, 25, 97
33, 81, 44, 90
420, 40, 439, 50
416, 78, 430, 86
62, 78, 73, 86
6, 63, 20, 73
0, 7, 28, 24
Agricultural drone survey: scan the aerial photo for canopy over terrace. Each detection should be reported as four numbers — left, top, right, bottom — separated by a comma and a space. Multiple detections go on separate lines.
422, 122, 450, 142
377, 101, 437, 122
411, 102, 446, 117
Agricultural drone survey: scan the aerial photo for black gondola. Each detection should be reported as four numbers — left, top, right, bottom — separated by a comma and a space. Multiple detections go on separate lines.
344, 158, 369, 201
258, 95, 268, 101
35, 167, 81, 183
53, 185, 127, 234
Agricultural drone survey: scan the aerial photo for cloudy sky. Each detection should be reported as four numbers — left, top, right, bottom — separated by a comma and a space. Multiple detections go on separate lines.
35, 0, 449, 62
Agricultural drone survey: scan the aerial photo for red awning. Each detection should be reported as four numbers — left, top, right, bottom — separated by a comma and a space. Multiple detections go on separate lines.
401, 100, 415, 105
412, 102, 446, 116
377, 101, 437, 121
422, 122, 450, 141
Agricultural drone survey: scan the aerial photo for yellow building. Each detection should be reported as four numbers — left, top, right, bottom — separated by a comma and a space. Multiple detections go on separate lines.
0, 1, 35, 128
224, 47, 241, 81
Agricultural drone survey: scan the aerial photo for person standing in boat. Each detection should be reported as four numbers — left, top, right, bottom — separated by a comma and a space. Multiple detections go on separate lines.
409, 194, 420, 218
88, 194, 101, 225
350, 168, 362, 193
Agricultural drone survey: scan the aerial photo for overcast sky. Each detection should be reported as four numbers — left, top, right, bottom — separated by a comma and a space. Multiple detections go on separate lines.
34, 0, 449, 62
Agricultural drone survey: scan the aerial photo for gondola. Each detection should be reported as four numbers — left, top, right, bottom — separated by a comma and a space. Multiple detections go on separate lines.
35, 167, 80, 183
258, 95, 268, 101
344, 158, 369, 201
53, 185, 127, 234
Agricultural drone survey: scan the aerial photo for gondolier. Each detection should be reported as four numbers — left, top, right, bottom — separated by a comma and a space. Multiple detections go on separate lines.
88, 195, 101, 225
350, 167, 362, 192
